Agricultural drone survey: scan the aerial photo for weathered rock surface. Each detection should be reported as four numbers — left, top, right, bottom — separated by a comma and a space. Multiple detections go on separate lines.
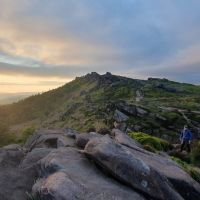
127, 144, 200, 200
3, 144, 23, 151
0, 147, 31, 200
136, 106, 148, 116
118, 104, 137, 116
112, 130, 200, 200
113, 109, 129, 122
112, 128, 142, 150
75, 132, 101, 149
0, 128, 200, 200
64, 128, 79, 139
32, 147, 146, 200
84, 135, 183, 200
24, 129, 75, 151
136, 90, 144, 102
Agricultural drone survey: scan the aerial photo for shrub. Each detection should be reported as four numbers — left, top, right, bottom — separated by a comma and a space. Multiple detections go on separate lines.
86, 126, 96, 133
160, 112, 182, 124
26, 192, 42, 200
190, 141, 200, 167
0, 131, 17, 147
0, 121, 9, 133
97, 127, 111, 135
189, 168, 200, 183
129, 132, 173, 151
18, 126, 36, 144
0, 121, 17, 146
169, 151, 191, 164
171, 156, 189, 171
143, 144, 156, 153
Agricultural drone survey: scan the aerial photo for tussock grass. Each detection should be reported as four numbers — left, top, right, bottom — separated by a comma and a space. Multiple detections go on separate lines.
129, 132, 173, 152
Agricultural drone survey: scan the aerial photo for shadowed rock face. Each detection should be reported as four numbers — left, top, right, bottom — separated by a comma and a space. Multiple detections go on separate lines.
0, 147, 34, 200
75, 132, 101, 149
0, 129, 200, 200
24, 129, 76, 151
114, 109, 129, 122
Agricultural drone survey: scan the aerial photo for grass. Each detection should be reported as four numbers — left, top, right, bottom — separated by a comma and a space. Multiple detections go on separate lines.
17, 126, 36, 144
129, 132, 173, 152
171, 156, 200, 184
0, 131, 17, 147
190, 141, 200, 167
0, 126, 36, 147
160, 112, 180, 122
26, 192, 42, 200
143, 144, 157, 153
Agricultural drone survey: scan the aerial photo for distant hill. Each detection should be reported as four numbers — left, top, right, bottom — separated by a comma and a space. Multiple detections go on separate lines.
0, 72, 200, 142
0, 92, 35, 105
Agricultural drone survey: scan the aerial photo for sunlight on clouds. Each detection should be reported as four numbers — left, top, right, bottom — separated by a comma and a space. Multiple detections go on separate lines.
0, 22, 118, 67
0, 28, 84, 66
173, 44, 200, 68
0, 0, 199, 87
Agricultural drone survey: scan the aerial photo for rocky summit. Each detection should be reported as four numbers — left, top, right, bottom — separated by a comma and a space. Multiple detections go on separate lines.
0, 128, 200, 200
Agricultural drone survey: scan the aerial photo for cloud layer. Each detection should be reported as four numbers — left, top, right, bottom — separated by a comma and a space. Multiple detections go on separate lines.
0, 0, 199, 93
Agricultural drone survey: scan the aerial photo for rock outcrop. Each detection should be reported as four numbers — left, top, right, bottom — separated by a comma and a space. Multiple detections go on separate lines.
0, 128, 200, 200
113, 109, 129, 122
32, 147, 145, 200
84, 135, 183, 200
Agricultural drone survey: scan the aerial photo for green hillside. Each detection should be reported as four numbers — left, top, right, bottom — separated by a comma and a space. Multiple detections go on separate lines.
0, 72, 200, 146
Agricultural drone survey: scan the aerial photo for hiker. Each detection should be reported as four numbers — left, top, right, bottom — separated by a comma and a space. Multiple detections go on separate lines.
180, 125, 192, 153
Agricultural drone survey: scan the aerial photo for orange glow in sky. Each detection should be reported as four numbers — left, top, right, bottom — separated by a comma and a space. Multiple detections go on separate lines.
0, 75, 72, 93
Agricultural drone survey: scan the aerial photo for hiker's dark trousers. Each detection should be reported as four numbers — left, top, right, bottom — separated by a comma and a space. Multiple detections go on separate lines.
181, 140, 191, 153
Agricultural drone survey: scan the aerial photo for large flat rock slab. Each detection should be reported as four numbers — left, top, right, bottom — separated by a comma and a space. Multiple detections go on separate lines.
0, 147, 53, 200
84, 135, 183, 200
127, 144, 200, 200
112, 130, 200, 200
32, 147, 146, 200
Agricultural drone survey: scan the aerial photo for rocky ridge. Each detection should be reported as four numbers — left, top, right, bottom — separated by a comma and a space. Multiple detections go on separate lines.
0, 72, 200, 147
1, 128, 200, 200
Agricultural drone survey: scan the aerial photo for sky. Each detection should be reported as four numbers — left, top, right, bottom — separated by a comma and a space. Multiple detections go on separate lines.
0, 0, 200, 94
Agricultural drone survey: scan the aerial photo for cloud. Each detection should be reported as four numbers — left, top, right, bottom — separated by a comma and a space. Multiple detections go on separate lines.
0, 0, 200, 85
0, 62, 118, 79
0, 0, 125, 67
125, 43, 200, 84
0, 22, 121, 66
0, 62, 79, 78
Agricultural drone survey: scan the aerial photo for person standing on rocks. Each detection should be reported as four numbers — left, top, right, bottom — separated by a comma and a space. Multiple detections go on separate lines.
180, 125, 192, 153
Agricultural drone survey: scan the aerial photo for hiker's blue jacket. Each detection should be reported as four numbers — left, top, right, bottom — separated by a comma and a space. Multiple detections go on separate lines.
180, 129, 192, 141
